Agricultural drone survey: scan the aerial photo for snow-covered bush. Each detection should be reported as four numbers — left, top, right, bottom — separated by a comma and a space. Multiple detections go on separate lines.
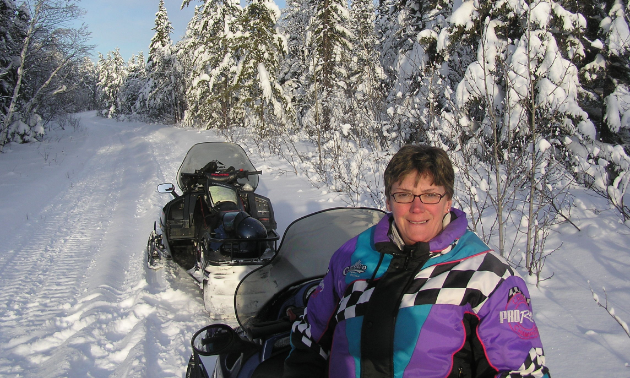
9, 113, 44, 143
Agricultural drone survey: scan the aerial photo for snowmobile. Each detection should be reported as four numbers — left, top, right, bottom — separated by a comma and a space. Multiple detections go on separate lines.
147, 142, 280, 319
184, 207, 386, 378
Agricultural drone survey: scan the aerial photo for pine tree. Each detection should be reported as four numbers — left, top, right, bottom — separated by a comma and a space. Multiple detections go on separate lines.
180, 0, 243, 129
119, 53, 146, 117
138, 0, 184, 123
306, 0, 353, 132
96, 49, 127, 118
346, 0, 386, 145
278, 0, 314, 132
377, 0, 453, 145
232, 0, 289, 135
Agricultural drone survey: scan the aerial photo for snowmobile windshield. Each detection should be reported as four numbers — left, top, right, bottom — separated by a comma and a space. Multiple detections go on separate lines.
234, 207, 385, 329
176, 143, 259, 190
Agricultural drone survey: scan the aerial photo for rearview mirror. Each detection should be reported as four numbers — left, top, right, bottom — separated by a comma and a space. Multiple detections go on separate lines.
191, 324, 235, 356
157, 183, 175, 193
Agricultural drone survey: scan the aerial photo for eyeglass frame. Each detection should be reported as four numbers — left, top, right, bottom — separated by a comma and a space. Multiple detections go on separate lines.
390, 192, 447, 204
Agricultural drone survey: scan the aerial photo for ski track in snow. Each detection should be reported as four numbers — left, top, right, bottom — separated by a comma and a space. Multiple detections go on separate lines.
0, 116, 219, 377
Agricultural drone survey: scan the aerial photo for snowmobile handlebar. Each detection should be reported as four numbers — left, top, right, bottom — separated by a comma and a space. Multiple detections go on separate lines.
183, 165, 262, 186
207, 168, 262, 184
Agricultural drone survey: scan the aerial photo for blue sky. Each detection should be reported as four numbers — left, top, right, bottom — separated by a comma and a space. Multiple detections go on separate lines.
78, 0, 286, 62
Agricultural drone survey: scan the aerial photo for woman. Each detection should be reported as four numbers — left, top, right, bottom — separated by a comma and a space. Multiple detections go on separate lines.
283, 145, 550, 378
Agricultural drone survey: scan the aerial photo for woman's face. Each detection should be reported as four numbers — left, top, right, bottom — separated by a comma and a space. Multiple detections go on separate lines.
386, 171, 452, 245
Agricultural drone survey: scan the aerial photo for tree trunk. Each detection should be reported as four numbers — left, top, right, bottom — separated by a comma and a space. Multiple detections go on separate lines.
0, 2, 41, 150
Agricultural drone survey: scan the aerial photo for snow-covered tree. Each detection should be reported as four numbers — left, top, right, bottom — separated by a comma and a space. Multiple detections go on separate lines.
232, 0, 289, 135
180, 0, 243, 129
599, 0, 630, 142
68, 57, 99, 112
570, 0, 630, 220
305, 0, 353, 133
278, 0, 314, 132
118, 53, 146, 117
443, 1, 602, 275
136, 0, 184, 123
0, 0, 91, 149
345, 0, 386, 145
1, 0, 25, 122
96, 49, 127, 118
376, 0, 454, 145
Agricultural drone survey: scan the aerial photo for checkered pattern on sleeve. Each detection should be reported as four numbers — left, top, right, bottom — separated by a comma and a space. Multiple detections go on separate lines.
334, 280, 375, 322
291, 308, 330, 360
500, 347, 549, 378
400, 251, 515, 312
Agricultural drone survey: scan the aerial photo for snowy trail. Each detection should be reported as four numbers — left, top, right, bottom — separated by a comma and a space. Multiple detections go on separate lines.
0, 112, 347, 377
0, 116, 214, 377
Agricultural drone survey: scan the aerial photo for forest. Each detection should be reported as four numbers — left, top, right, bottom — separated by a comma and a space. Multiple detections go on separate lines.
1, 0, 630, 283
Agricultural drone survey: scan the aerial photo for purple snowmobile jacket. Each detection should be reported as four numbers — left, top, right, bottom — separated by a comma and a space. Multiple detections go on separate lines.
284, 209, 550, 378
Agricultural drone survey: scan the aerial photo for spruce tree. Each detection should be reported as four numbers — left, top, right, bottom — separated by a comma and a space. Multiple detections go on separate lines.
577, 0, 630, 219
306, 0, 353, 132
138, 0, 184, 123
232, 0, 289, 135
278, 0, 314, 132
378, 0, 453, 144
180, 0, 243, 129
446, 1, 607, 263
347, 0, 386, 145
96, 49, 127, 118
119, 53, 146, 117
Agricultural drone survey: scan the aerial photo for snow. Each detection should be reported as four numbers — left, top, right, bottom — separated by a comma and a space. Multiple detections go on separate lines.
448, 1, 477, 30
0, 112, 629, 376
257, 62, 272, 100
605, 85, 630, 132
0, 112, 349, 377
607, 1, 630, 56
538, 138, 551, 153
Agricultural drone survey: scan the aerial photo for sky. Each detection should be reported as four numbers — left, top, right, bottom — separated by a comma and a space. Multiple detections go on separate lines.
77, 0, 286, 62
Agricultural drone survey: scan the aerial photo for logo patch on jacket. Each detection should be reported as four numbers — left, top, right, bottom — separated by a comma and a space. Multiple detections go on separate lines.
343, 260, 367, 276
500, 286, 539, 339
309, 280, 325, 300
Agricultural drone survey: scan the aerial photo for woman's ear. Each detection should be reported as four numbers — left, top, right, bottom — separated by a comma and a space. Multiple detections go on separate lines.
386, 197, 391, 212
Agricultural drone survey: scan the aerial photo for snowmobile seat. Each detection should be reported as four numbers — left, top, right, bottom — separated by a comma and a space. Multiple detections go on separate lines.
251, 348, 288, 378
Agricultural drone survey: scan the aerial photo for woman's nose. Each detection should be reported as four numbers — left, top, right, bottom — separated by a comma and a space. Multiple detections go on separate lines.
409, 196, 426, 212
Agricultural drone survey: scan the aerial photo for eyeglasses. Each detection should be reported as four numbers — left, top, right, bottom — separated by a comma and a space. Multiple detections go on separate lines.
390, 192, 446, 204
